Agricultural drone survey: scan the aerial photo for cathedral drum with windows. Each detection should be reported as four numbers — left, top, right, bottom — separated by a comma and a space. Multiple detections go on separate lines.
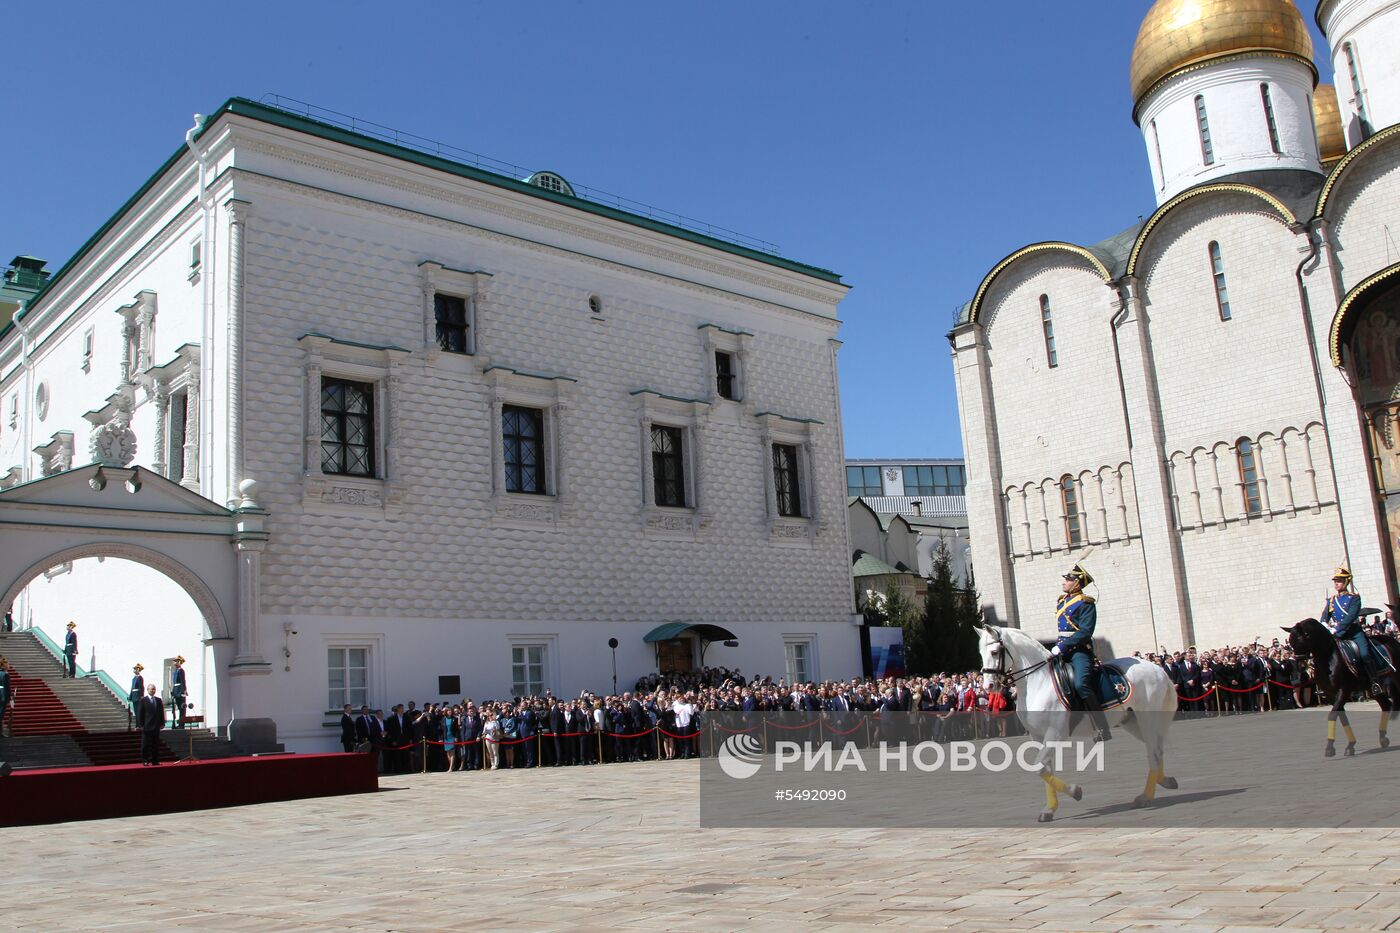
951, 0, 1400, 652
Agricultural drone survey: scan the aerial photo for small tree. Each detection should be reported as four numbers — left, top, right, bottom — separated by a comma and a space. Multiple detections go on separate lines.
925, 538, 981, 673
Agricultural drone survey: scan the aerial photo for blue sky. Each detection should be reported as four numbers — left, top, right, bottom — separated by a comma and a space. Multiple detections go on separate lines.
1, 2, 1331, 458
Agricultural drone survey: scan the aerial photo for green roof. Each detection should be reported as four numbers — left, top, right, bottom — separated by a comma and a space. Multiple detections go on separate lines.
4, 97, 845, 343
643, 622, 738, 643
852, 552, 905, 578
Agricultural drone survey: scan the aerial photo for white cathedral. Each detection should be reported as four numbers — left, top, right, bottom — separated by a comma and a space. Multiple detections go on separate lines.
0, 99, 858, 750
952, 0, 1400, 653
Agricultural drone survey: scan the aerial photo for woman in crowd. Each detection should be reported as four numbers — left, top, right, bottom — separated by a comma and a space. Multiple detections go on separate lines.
482, 709, 501, 770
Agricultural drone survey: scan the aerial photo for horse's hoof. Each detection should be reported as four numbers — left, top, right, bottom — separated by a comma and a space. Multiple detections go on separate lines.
1381, 735, 1391, 749
1133, 794, 1152, 809
1067, 784, 1083, 802
1037, 810, 1055, 823
1345, 743, 1356, 757
1158, 776, 1179, 790
1325, 742, 1336, 758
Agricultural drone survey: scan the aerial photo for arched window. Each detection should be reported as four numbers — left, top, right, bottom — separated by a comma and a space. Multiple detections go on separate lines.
1260, 84, 1281, 154
1195, 95, 1215, 165
1236, 438, 1262, 517
1150, 119, 1165, 190
1040, 294, 1058, 368
1208, 241, 1231, 321
1061, 476, 1083, 547
1343, 42, 1370, 130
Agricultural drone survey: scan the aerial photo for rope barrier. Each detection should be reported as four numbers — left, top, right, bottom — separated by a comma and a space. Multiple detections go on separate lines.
656, 727, 703, 740
1174, 687, 1217, 702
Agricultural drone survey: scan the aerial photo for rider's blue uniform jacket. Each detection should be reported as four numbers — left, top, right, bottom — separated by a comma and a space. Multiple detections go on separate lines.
1055, 594, 1097, 653
1322, 593, 1361, 639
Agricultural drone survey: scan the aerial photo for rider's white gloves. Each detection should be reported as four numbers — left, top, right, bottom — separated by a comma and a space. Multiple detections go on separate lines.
1051, 645, 1061, 657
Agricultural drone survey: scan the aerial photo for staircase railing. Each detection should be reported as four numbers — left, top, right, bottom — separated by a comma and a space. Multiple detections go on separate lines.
25, 627, 130, 708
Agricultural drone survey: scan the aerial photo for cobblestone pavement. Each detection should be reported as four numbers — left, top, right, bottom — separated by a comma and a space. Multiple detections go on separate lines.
2, 707, 1398, 931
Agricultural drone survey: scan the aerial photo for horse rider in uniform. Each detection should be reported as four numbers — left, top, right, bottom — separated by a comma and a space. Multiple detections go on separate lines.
1323, 567, 1394, 693
1050, 564, 1111, 742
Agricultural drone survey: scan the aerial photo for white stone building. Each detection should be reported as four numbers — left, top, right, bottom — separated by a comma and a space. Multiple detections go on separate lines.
0, 99, 859, 749
951, 0, 1400, 655
844, 457, 972, 587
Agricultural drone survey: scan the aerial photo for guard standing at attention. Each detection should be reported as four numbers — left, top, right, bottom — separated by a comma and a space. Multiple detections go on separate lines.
1323, 567, 1395, 692
1050, 564, 1112, 742
128, 663, 145, 731
63, 621, 78, 678
170, 655, 188, 728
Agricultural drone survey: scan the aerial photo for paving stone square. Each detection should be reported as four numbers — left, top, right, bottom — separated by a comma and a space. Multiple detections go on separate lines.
2, 707, 1399, 930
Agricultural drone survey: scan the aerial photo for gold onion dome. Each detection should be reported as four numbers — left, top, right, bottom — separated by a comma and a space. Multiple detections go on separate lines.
1130, 0, 1316, 106
1313, 83, 1346, 162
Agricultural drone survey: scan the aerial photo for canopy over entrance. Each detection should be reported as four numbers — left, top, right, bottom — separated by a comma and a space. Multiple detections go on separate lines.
643, 622, 738, 644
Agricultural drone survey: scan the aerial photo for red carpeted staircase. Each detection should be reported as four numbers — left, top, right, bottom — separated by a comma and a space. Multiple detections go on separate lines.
0, 630, 243, 769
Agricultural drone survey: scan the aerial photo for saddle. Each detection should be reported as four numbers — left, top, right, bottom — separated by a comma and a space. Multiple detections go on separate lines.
1050, 656, 1132, 711
1333, 635, 1394, 685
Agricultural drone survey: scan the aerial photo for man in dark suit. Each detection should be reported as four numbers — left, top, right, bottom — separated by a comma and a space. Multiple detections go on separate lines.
128, 664, 145, 731
460, 705, 483, 770
136, 683, 164, 765
626, 693, 648, 761
575, 700, 594, 765
63, 621, 78, 678
338, 703, 357, 753
384, 704, 410, 773
548, 699, 569, 766
355, 704, 382, 771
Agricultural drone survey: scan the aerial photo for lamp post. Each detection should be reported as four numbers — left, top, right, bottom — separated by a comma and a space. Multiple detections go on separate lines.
608, 637, 619, 695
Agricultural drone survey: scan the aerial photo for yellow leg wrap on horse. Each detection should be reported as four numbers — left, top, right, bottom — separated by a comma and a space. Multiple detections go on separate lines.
1381, 712, 1389, 735
1142, 767, 1161, 801
1040, 771, 1059, 810
1344, 724, 1356, 743
1328, 720, 1337, 741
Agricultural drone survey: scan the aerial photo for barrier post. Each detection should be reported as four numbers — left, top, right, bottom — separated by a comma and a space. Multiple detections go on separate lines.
537, 732, 542, 768
708, 719, 715, 758
864, 716, 872, 748
1213, 687, 1221, 717
421, 737, 427, 774
596, 729, 603, 765
655, 726, 662, 761
763, 719, 769, 752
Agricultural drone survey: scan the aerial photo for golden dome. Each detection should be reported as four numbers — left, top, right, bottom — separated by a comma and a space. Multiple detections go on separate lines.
1131, 0, 1316, 106
1313, 83, 1346, 162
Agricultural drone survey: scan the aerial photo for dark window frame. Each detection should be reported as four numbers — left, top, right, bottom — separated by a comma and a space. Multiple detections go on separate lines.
433, 292, 470, 354
320, 377, 376, 478
651, 424, 687, 508
773, 443, 803, 518
715, 350, 737, 400
1061, 475, 1083, 547
502, 404, 547, 495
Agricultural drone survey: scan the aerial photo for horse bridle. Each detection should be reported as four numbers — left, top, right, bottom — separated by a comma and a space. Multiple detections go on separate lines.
980, 630, 1049, 687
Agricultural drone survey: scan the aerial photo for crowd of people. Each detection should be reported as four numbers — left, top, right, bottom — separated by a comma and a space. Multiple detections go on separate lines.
338, 625, 1359, 775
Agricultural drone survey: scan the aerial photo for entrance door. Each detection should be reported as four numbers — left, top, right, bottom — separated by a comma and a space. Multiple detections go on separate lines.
656, 638, 694, 675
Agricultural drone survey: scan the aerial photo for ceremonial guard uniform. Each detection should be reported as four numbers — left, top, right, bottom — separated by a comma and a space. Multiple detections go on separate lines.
1323, 567, 1394, 691
170, 656, 188, 728
0, 656, 13, 738
128, 664, 145, 731
1051, 564, 1111, 741
63, 621, 78, 678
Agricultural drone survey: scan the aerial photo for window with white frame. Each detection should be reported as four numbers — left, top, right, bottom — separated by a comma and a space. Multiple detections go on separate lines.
299, 334, 408, 514
1260, 84, 1282, 154
420, 262, 489, 361
758, 411, 821, 543
633, 389, 708, 536
1040, 294, 1058, 368
698, 324, 751, 405
1343, 43, 1370, 132
1236, 438, 1263, 517
784, 637, 816, 684
488, 366, 574, 526
1195, 94, 1215, 165
1209, 241, 1232, 321
511, 643, 548, 697
81, 327, 94, 373
144, 343, 201, 490
328, 646, 369, 710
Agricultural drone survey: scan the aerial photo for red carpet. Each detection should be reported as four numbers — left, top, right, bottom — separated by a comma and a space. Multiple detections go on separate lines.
7, 670, 85, 736
0, 753, 379, 826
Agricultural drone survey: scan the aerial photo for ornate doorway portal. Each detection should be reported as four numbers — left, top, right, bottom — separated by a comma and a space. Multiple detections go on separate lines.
1349, 277, 1400, 602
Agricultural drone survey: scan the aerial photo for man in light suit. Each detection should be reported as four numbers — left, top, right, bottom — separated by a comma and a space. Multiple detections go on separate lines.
137, 683, 165, 765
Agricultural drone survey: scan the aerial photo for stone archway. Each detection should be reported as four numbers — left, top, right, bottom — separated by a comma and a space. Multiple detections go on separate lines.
0, 542, 231, 642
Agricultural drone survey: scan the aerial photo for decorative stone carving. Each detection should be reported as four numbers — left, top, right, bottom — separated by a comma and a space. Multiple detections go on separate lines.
35, 431, 75, 476
322, 485, 384, 507
89, 418, 137, 467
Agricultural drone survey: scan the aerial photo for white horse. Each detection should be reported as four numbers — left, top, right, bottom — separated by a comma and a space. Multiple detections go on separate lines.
976, 625, 1179, 822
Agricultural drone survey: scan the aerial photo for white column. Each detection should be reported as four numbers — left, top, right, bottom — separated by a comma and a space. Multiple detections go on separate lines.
1114, 277, 1192, 648
223, 199, 251, 505
182, 369, 201, 491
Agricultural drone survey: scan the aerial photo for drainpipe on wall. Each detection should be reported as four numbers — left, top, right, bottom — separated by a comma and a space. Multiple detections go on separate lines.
1295, 219, 1351, 570
185, 114, 215, 497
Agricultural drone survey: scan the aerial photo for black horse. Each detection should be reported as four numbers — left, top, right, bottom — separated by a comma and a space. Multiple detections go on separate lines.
1284, 619, 1400, 757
